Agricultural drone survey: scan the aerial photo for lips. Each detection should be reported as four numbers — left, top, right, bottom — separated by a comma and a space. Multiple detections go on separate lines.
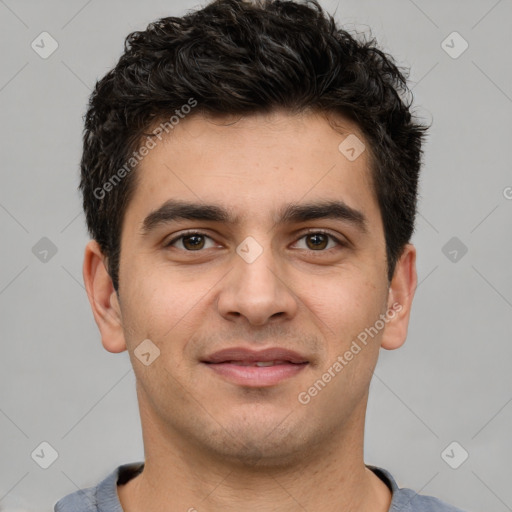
224, 360, 291, 367
202, 347, 309, 387
202, 347, 308, 365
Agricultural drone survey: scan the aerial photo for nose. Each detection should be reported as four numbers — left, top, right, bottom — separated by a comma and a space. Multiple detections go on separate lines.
216, 239, 298, 326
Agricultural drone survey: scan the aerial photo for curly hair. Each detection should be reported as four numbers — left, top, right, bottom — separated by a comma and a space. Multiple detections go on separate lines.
80, 0, 429, 292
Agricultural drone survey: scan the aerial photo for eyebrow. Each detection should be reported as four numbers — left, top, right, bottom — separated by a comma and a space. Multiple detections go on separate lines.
140, 199, 368, 236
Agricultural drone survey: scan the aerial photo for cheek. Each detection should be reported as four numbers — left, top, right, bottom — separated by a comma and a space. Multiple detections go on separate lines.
119, 260, 216, 350
302, 277, 386, 405
301, 272, 387, 344
118, 262, 177, 343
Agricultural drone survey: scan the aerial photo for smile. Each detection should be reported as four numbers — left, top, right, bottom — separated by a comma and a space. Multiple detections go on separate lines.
203, 360, 308, 387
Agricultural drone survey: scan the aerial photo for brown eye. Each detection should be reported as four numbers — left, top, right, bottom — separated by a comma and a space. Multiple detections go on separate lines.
166, 232, 216, 251
182, 234, 206, 250
292, 231, 343, 252
305, 233, 329, 250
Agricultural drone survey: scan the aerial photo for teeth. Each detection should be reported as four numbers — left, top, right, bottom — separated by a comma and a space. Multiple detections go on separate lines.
227, 360, 288, 367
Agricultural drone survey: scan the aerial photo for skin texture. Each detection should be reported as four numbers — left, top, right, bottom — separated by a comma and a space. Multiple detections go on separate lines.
83, 111, 417, 511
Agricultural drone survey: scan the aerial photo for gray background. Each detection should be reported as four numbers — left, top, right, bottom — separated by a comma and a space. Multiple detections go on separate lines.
0, 0, 511, 510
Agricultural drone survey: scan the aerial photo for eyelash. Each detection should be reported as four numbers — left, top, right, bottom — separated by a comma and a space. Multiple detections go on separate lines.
164, 230, 346, 252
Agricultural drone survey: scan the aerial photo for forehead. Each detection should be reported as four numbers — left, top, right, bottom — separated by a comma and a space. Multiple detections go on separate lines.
123, 111, 381, 234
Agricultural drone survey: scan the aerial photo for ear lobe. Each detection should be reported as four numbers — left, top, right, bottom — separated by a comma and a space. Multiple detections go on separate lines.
82, 240, 127, 353
380, 244, 417, 351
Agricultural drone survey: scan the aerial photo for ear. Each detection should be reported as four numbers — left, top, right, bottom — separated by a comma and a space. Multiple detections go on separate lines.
381, 243, 417, 351
82, 240, 127, 353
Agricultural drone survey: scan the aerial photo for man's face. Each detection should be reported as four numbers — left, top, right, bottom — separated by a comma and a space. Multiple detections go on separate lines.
110, 111, 401, 465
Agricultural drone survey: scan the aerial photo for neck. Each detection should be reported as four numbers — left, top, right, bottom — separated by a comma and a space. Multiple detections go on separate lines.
118, 395, 391, 512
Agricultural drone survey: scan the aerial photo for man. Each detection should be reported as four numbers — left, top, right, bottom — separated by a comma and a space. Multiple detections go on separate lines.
55, 0, 466, 510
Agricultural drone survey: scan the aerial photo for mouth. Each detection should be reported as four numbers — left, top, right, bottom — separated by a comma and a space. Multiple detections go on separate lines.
201, 347, 309, 387
215, 360, 304, 367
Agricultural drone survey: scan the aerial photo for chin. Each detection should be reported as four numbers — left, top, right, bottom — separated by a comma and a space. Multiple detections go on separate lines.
202, 420, 309, 468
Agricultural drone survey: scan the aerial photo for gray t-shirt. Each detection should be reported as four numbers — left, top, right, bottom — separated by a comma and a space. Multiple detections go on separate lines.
54, 462, 467, 511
